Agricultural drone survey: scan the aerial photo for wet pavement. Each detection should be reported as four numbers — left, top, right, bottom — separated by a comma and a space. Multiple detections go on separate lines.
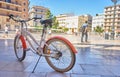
0, 33, 120, 77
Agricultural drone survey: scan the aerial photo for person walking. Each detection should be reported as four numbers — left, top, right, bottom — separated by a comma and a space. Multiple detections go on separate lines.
81, 21, 88, 42
4, 25, 8, 37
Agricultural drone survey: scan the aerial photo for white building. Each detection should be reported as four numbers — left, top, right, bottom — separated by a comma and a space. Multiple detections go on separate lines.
29, 6, 49, 26
65, 16, 79, 34
56, 14, 74, 27
56, 14, 93, 34
104, 4, 120, 34
92, 13, 104, 31
56, 14, 79, 34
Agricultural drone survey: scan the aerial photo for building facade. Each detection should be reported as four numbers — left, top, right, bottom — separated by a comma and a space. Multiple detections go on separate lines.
0, 0, 29, 30
56, 14, 77, 34
92, 13, 104, 31
104, 4, 120, 35
55, 13, 74, 27
29, 6, 49, 26
56, 14, 92, 34
65, 16, 79, 34
78, 14, 92, 32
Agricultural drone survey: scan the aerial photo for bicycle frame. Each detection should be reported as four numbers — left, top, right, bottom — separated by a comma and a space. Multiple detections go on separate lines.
17, 21, 53, 57
9, 14, 77, 73
18, 22, 77, 57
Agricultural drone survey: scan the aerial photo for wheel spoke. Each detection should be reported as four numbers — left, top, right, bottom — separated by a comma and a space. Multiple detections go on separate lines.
45, 38, 75, 72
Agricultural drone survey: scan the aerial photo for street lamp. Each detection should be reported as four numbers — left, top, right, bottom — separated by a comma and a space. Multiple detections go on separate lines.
111, 0, 120, 40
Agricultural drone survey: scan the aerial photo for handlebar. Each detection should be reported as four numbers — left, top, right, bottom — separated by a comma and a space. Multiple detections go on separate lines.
8, 14, 42, 22
8, 14, 53, 28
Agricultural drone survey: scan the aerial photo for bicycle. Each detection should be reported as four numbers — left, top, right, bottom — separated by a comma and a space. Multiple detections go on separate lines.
8, 14, 77, 73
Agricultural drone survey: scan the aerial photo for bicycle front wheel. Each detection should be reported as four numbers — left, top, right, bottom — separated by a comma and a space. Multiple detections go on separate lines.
44, 37, 76, 72
14, 35, 26, 61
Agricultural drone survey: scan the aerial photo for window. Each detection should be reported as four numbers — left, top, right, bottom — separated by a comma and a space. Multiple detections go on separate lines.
23, 9, 26, 11
118, 22, 120, 24
6, 18, 9, 22
0, 3, 1, 8
118, 14, 120, 17
15, 1, 18, 4
117, 26, 120, 28
41, 10, 43, 12
16, 7, 18, 11
40, 15, 43, 18
5, 0, 11, 3
23, 3, 26, 5
7, 12, 9, 16
6, 5, 10, 9
0, 24, 1, 29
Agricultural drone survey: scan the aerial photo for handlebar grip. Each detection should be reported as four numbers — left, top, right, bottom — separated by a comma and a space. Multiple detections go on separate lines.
8, 14, 19, 22
33, 17, 41, 20
9, 14, 14, 18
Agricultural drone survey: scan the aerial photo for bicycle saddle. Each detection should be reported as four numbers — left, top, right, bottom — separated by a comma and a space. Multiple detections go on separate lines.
40, 19, 52, 27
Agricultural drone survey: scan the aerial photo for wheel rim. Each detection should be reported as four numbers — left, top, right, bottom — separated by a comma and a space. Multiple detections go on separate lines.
46, 40, 73, 70
15, 39, 24, 59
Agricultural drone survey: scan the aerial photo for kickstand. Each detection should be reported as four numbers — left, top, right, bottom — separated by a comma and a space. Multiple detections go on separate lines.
32, 56, 41, 73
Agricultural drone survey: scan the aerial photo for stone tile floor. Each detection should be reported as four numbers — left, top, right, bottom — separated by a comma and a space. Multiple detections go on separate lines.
0, 38, 120, 77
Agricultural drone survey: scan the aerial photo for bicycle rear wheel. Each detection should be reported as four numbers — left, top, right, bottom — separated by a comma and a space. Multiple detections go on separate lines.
44, 37, 76, 72
14, 35, 26, 61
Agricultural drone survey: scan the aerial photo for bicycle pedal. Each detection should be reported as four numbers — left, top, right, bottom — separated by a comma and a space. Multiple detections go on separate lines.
47, 49, 51, 54
36, 51, 39, 54
25, 48, 30, 51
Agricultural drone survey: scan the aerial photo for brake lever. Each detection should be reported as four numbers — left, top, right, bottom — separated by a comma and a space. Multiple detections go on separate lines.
8, 14, 14, 20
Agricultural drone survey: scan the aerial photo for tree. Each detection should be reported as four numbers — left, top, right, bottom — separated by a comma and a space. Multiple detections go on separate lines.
52, 16, 59, 29
94, 26, 104, 36
63, 27, 69, 32
46, 10, 59, 29
46, 9, 53, 18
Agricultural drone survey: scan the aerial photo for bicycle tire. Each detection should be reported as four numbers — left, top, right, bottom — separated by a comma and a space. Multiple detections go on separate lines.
44, 37, 76, 72
14, 35, 26, 61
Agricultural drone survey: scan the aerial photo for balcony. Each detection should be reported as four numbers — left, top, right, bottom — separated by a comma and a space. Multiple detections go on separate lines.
0, 14, 7, 17
0, 7, 21, 14
0, 1, 21, 7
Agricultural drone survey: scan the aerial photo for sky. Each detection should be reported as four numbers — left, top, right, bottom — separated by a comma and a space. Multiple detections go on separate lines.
29, 0, 120, 16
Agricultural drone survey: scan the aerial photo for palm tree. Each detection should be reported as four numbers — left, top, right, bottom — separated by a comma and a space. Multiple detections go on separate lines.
94, 26, 104, 36
46, 9, 53, 18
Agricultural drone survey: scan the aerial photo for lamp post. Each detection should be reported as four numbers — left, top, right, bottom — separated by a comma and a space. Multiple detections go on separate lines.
111, 0, 120, 40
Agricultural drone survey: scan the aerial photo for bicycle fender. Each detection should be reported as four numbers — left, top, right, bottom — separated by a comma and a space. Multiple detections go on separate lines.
19, 35, 27, 49
46, 36, 77, 53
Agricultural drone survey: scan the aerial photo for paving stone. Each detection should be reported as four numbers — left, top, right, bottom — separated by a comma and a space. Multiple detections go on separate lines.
0, 71, 30, 77
81, 64, 114, 76
0, 34, 120, 77
29, 72, 46, 77
46, 72, 70, 77
71, 74, 101, 77
104, 65, 120, 76
72, 64, 84, 74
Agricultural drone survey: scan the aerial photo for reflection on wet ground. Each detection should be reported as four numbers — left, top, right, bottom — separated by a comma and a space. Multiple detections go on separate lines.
0, 39, 120, 77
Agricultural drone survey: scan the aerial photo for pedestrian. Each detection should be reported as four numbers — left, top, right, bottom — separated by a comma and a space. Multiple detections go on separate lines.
81, 21, 88, 42
15, 28, 19, 34
47, 28, 52, 38
48, 28, 52, 35
74, 28, 78, 36
5, 25, 8, 37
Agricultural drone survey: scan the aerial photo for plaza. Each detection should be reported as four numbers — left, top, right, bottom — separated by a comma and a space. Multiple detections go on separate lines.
0, 33, 120, 77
